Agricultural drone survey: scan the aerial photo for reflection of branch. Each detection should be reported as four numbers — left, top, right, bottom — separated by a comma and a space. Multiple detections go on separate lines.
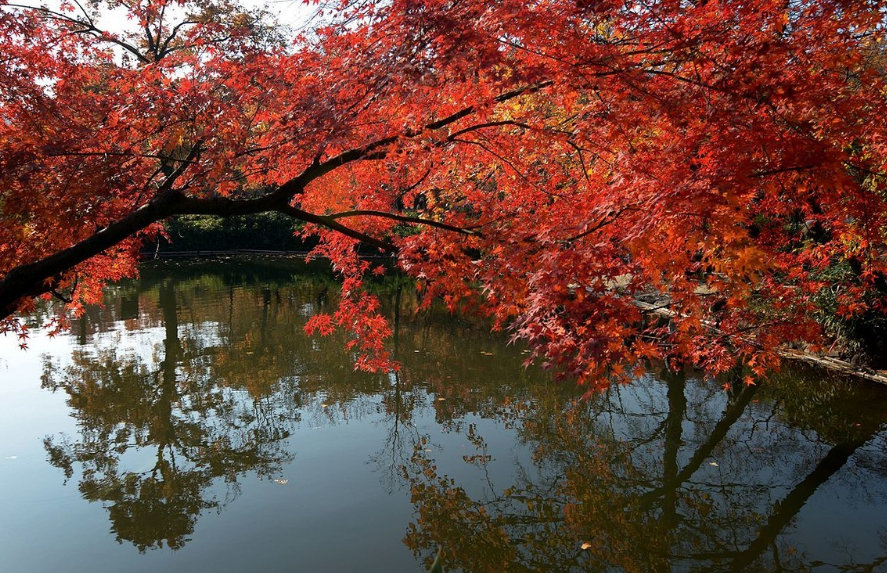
40, 294, 299, 551
463, 426, 497, 496
371, 372, 421, 493
728, 433, 877, 573
812, 553, 887, 573
639, 382, 758, 509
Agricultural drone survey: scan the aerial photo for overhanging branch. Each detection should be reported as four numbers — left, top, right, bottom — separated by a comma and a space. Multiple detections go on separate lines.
326, 210, 481, 236
276, 205, 397, 252
272, 80, 556, 201
0, 81, 554, 320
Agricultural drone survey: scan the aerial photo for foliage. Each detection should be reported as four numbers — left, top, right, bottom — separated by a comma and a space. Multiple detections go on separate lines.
3, 0, 887, 386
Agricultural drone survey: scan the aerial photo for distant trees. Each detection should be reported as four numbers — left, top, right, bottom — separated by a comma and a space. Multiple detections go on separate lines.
160, 213, 307, 253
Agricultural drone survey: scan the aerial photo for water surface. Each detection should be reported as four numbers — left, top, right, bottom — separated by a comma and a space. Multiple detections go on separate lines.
2, 258, 887, 572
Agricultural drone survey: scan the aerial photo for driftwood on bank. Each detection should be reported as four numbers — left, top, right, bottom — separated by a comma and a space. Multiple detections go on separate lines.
773, 349, 887, 386
633, 298, 887, 387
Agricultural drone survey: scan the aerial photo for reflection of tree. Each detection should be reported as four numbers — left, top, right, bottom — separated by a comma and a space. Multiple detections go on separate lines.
41, 258, 549, 553
728, 433, 876, 572
36, 258, 887, 568
41, 279, 295, 552
370, 370, 424, 493
402, 373, 887, 573
639, 380, 758, 509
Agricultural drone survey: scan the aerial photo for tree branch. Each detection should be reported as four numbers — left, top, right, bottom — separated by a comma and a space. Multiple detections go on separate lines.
565, 206, 636, 243
326, 210, 481, 236
445, 120, 532, 142
0, 81, 553, 319
276, 205, 397, 252
6, 3, 151, 64
273, 80, 556, 200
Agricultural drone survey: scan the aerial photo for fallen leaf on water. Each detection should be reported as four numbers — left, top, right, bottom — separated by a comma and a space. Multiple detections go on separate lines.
430, 547, 444, 573
580, 542, 592, 550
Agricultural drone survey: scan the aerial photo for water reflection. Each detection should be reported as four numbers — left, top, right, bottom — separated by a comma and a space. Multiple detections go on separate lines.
36, 258, 887, 571
41, 279, 298, 551
404, 372, 887, 572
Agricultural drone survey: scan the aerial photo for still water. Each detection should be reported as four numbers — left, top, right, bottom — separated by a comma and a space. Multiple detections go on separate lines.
2, 258, 887, 573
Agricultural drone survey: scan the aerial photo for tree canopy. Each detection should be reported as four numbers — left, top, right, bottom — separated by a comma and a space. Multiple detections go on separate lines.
2, 0, 887, 387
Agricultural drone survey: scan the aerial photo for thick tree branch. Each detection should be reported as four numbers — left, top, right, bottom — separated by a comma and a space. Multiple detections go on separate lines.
0, 189, 400, 318
0, 81, 553, 320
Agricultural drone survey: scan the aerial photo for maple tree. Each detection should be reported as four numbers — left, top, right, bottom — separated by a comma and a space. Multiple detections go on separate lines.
2, 0, 887, 387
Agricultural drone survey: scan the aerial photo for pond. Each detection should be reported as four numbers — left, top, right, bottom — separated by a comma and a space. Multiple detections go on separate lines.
2, 258, 887, 573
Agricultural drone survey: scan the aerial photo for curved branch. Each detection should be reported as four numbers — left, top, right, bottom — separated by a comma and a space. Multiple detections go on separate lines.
158, 19, 198, 59
276, 205, 397, 253
0, 82, 553, 319
6, 3, 151, 63
0, 188, 399, 318
446, 120, 532, 141
565, 206, 637, 243
326, 210, 481, 236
